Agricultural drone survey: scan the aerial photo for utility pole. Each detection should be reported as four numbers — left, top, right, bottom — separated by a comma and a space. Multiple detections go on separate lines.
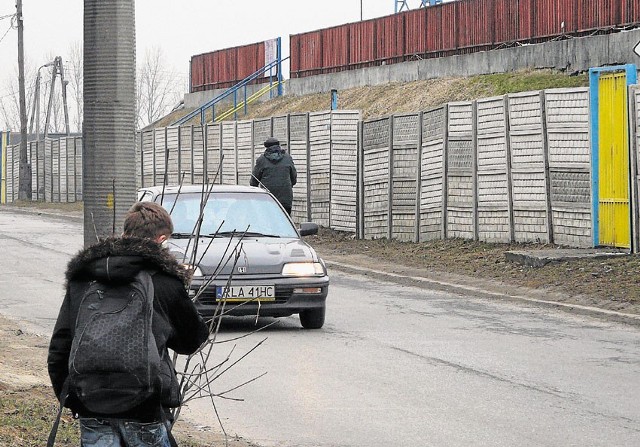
16, 0, 31, 200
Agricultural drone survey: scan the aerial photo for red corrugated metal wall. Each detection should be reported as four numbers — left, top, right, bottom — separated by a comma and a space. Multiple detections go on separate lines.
349, 20, 376, 67
289, 0, 640, 78
190, 55, 206, 92
493, 0, 519, 44
404, 9, 427, 57
190, 40, 273, 92
322, 26, 349, 72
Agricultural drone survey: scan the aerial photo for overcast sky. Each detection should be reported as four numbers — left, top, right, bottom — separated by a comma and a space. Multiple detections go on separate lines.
0, 0, 417, 97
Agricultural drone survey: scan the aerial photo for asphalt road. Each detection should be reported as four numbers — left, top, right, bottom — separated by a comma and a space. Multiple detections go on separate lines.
1, 209, 639, 446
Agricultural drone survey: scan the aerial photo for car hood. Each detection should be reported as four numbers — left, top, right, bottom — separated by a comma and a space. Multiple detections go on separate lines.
167, 236, 320, 276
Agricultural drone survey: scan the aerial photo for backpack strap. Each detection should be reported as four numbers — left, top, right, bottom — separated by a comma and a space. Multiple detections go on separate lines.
47, 379, 70, 447
160, 408, 178, 447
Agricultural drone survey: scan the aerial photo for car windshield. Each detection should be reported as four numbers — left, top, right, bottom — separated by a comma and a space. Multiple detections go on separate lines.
157, 191, 298, 238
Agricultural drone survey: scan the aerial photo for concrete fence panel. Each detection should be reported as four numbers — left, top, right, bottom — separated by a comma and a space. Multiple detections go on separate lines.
154, 128, 167, 187
330, 110, 360, 232
309, 111, 331, 227
205, 123, 222, 183
166, 127, 180, 185
420, 106, 448, 241
6, 143, 16, 202
476, 96, 512, 243
508, 91, 552, 243
391, 113, 420, 241
75, 138, 83, 201
44, 139, 52, 203
135, 133, 142, 189
221, 122, 237, 185
140, 130, 154, 187
60, 138, 68, 202
545, 88, 592, 247
273, 116, 289, 151
446, 101, 476, 240
362, 117, 391, 239
179, 126, 193, 184
289, 113, 310, 223
192, 125, 205, 185
236, 120, 254, 187
30, 141, 40, 200
253, 118, 272, 156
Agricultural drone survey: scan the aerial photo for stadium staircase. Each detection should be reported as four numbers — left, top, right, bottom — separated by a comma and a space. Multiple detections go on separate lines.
172, 57, 288, 126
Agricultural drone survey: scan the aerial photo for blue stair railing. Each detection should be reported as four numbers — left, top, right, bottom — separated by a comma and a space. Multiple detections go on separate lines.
173, 55, 288, 126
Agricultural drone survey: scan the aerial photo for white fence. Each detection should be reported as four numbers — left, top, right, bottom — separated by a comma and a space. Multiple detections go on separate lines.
1, 87, 612, 248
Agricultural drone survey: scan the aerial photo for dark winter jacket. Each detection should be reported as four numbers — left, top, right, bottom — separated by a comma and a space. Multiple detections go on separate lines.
47, 237, 209, 422
250, 144, 297, 209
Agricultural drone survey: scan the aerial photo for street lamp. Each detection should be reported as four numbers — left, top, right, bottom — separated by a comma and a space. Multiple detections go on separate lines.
28, 61, 54, 140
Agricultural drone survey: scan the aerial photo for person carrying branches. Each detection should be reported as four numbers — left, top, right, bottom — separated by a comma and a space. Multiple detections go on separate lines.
47, 201, 209, 447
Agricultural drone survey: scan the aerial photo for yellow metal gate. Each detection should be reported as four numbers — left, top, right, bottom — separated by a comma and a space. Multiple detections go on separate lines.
598, 72, 631, 248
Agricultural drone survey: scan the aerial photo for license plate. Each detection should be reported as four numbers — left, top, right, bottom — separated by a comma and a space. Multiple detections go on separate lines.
216, 285, 275, 302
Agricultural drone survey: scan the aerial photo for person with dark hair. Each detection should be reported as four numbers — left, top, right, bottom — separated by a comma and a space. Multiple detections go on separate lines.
47, 201, 209, 447
250, 137, 297, 215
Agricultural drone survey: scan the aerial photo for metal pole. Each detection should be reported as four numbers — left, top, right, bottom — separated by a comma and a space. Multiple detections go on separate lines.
59, 57, 71, 135
43, 59, 58, 139
28, 72, 40, 135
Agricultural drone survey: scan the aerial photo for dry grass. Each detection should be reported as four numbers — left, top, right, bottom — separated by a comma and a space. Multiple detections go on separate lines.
155, 69, 589, 126
231, 69, 587, 121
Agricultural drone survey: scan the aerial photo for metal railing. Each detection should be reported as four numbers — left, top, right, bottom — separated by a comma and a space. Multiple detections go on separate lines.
173, 56, 288, 126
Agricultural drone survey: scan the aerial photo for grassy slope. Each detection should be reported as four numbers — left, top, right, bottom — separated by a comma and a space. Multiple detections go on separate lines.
158, 69, 589, 127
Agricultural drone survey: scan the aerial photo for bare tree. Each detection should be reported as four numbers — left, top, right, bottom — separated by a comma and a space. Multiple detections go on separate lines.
0, 62, 35, 131
137, 46, 183, 129
66, 41, 83, 133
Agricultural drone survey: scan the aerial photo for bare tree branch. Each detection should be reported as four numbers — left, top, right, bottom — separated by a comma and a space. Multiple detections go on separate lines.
136, 46, 183, 129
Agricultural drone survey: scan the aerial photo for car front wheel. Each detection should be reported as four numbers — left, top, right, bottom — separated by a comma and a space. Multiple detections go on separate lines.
299, 307, 325, 329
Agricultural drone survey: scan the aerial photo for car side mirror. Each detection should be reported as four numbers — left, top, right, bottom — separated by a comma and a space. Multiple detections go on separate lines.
299, 222, 318, 236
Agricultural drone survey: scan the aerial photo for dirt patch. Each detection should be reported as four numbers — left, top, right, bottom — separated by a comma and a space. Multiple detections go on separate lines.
308, 228, 640, 318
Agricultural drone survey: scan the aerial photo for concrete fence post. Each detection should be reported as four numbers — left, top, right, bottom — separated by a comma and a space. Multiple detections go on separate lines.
306, 113, 312, 222
442, 104, 450, 239
472, 100, 479, 241
357, 119, 364, 239
388, 115, 394, 240
629, 85, 640, 253
504, 95, 515, 243
540, 91, 554, 244
414, 112, 424, 243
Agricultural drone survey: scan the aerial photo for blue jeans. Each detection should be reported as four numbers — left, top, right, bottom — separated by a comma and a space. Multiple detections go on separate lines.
80, 418, 171, 447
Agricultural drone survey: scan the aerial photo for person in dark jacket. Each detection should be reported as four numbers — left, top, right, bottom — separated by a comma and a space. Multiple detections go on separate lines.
48, 202, 209, 447
250, 137, 297, 215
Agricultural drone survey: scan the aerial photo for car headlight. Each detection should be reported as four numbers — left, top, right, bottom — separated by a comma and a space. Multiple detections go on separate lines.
282, 262, 325, 276
183, 264, 203, 277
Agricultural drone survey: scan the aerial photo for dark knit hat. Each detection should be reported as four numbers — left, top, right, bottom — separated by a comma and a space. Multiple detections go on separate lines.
264, 137, 280, 148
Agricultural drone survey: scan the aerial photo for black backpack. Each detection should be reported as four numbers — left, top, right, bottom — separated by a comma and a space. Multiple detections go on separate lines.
68, 270, 161, 414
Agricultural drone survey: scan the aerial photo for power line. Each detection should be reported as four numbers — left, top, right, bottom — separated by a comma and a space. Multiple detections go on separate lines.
0, 13, 16, 46
0, 16, 15, 45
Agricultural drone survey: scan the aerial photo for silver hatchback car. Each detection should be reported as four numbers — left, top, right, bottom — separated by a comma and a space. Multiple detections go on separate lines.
138, 185, 329, 329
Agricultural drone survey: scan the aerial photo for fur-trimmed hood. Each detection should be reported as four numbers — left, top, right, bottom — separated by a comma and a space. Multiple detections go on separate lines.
65, 237, 190, 287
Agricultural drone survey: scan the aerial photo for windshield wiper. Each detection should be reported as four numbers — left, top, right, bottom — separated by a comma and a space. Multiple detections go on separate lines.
207, 231, 281, 238
171, 232, 194, 239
